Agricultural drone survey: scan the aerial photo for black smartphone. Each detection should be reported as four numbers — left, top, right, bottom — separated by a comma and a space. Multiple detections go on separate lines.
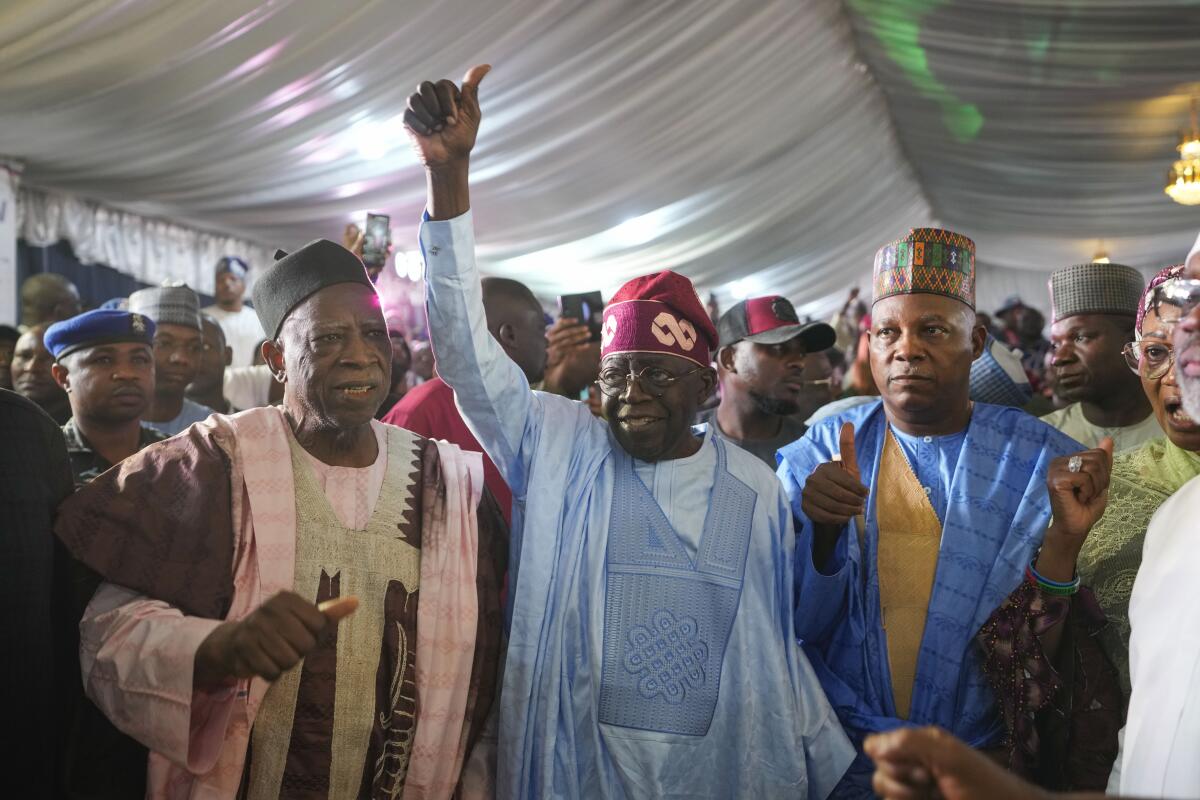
362, 213, 390, 267
558, 290, 605, 343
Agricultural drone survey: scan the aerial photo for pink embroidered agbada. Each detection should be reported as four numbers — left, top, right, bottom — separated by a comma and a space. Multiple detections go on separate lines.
56, 407, 506, 799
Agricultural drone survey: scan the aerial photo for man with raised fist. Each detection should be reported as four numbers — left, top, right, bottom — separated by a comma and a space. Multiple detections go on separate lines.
54, 237, 507, 798
861, 244, 1200, 800
777, 229, 1082, 795
406, 65, 854, 798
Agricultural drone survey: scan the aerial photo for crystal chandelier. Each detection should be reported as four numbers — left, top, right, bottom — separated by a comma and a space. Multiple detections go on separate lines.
1166, 99, 1200, 206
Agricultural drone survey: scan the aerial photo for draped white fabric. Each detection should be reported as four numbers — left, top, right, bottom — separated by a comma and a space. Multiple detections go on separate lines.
1, 0, 1198, 319
18, 185, 271, 294
845, 0, 1200, 314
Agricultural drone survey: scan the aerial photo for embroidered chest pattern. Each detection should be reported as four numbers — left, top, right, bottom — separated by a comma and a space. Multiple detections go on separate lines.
598, 436, 756, 737
624, 609, 709, 705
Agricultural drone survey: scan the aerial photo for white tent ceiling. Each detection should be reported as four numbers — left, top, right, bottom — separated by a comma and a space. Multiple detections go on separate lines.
3, 0, 1199, 319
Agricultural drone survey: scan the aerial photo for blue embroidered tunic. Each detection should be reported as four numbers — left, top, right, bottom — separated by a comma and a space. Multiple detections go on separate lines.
422, 211, 855, 799
777, 399, 1080, 796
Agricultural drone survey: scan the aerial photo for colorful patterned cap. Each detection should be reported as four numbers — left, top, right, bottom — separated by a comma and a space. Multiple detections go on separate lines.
970, 334, 1031, 407
873, 228, 975, 309
1048, 262, 1143, 323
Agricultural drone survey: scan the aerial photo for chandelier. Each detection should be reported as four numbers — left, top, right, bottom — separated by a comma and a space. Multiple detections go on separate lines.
1166, 98, 1200, 206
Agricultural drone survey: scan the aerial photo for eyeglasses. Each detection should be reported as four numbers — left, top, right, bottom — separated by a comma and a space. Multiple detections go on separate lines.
1150, 278, 1200, 322
1123, 340, 1175, 380
596, 364, 707, 397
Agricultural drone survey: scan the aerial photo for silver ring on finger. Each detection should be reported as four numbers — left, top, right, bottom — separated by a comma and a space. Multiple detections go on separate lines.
1068, 455, 1083, 473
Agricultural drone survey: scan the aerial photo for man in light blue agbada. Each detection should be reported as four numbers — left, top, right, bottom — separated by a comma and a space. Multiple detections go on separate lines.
778, 228, 1081, 796
404, 65, 854, 799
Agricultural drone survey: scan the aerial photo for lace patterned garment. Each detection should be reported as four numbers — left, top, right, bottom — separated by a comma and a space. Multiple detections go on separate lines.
1076, 439, 1200, 696
977, 581, 1122, 791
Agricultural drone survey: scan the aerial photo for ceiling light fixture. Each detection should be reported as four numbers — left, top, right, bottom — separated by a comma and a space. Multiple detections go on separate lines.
1166, 98, 1200, 205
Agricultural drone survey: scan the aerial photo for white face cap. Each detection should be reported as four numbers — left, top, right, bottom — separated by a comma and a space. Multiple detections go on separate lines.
990, 337, 1031, 386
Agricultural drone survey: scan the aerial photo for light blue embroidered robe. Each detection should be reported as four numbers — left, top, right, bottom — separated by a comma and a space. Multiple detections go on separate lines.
422, 210, 854, 799
777, 399, 1080, 795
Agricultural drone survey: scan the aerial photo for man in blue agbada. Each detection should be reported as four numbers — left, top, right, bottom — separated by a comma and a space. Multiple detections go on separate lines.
778, 228, 1081, 795
402, 65, 855, 798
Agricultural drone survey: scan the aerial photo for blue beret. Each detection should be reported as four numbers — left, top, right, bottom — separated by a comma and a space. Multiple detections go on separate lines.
45, 309, 157, 360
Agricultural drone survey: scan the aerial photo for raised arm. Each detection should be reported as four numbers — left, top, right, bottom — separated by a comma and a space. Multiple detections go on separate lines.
406, 65, 543, 495
974, 438, 1119, 785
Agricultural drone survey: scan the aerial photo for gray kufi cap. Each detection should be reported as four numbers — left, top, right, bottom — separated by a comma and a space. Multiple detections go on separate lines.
127, 284, 202, 331
252, 239, 375, 338
1048, 262, 1144, 323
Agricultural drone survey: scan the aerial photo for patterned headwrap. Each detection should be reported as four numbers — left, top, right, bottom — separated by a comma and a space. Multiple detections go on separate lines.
873, 228, 975, 309
1048, 262, 1143, 323
601, 271, 718, 368
1137, 263, 1185, 334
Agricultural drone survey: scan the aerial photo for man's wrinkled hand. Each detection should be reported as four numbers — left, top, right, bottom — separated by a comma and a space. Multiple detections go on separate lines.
194, 591, 358, 687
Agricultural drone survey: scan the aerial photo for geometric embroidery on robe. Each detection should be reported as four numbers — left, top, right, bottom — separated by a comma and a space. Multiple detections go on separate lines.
598, 435, 755, 737
247, 425, 423, 800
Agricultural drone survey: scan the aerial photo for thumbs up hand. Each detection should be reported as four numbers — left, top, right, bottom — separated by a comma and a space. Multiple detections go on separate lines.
403, 64, 490, 170
801, 422, 868, 526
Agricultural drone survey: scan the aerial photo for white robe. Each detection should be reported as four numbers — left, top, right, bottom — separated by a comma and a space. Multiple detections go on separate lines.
1120, 474, 1200, 798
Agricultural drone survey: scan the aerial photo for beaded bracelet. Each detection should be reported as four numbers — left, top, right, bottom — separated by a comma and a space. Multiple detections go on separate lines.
1025, 560, 1080, 597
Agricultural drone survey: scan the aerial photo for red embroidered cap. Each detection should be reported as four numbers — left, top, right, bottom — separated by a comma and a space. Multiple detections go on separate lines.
601, 271, 718, 368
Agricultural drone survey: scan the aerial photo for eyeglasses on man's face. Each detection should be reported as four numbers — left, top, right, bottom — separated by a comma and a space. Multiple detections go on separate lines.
596, 363, 706, 397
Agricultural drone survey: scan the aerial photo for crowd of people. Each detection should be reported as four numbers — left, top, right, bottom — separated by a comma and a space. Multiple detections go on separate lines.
5, 65, 1200, 799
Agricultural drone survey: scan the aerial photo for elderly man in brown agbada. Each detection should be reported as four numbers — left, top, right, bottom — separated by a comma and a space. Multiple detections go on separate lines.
55, 239, 506, 799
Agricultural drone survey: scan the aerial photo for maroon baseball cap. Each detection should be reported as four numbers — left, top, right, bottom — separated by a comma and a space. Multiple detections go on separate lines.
717, 295, 837, 351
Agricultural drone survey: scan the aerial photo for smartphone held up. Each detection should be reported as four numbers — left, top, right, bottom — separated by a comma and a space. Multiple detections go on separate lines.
362, 212, 391, 268
558, 290, 605, 343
